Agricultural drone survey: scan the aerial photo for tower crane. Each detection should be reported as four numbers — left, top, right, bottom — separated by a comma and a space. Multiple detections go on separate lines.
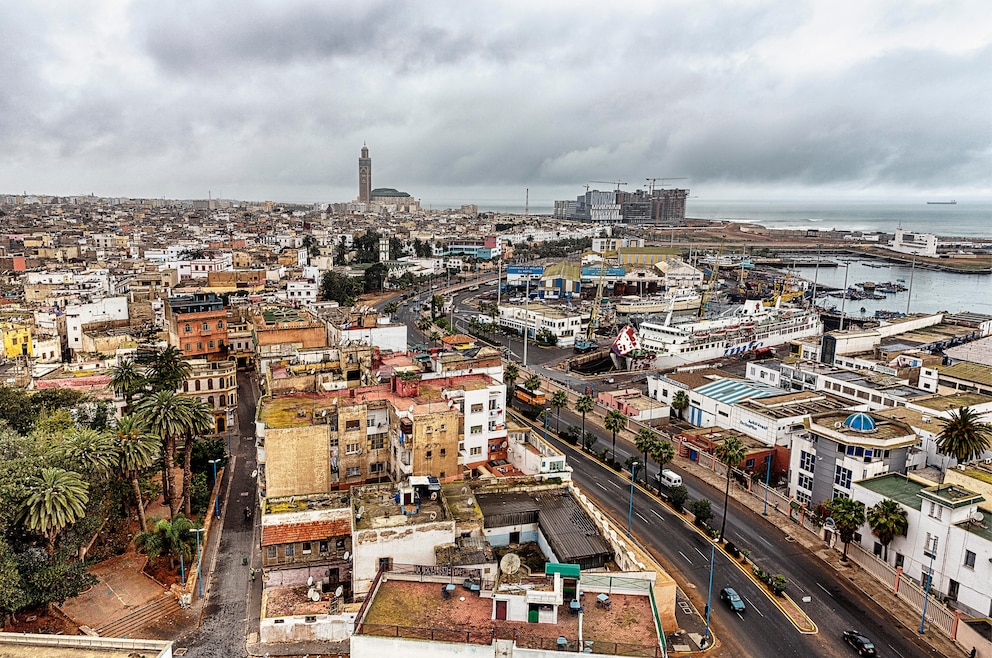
698, 239, 725, 318
645, 177, 688, 194
589, 180, 628, 193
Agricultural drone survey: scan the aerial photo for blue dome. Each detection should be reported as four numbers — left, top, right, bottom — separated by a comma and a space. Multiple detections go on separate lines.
844, 412, 877, 433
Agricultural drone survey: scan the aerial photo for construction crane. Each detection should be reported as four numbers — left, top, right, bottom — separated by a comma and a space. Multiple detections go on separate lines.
645, 177, 688, 194
575, 253, 611, 353
589, 180, 628, 193
698, 239, 725, 318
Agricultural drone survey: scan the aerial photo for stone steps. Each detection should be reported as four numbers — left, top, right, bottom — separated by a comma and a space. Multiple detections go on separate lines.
96, 595, 181, 638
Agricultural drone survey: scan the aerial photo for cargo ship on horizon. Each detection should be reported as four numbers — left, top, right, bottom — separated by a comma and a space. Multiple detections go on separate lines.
926, 200, 956, 205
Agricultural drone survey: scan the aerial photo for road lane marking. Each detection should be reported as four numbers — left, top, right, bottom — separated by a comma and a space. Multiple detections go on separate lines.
756, 535, 774, 548
595, 482, 608, 492
693, 546, 708, 559
609, 480, 622, 490
636, 512, 649, 523
650, 509, 665, 521
816, 582, 833, 597
742, 595, 763, 617
678, 551, 693, 565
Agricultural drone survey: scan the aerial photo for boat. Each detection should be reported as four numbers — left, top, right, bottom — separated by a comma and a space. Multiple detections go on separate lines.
926, 201, 956, 205
614, 288, 702, 315
613, 299, 824, 369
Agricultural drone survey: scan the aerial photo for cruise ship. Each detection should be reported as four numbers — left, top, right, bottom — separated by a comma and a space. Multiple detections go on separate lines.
614, 288, 702, 315
613, 299, 823, 369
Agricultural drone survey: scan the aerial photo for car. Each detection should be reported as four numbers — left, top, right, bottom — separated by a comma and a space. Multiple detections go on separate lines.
842, 631, 877, 656
719, 587, 745, 613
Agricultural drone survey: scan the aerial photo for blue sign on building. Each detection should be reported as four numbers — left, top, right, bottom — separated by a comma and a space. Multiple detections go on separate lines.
507, 265, 545, 275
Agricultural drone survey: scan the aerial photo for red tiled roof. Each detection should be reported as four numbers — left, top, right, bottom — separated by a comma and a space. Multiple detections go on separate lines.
261, 519, 351, 547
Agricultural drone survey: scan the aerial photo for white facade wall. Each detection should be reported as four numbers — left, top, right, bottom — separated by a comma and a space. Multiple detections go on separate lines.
286, 280, 319, 303
352, 522, 456, 595
65, 296, 130, 351
338, 324, 408, 353
745, 362, 782, 388
497, 305, 583, 348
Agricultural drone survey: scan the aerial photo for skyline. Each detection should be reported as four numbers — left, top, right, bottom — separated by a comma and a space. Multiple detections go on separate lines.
1, 1, 990, 206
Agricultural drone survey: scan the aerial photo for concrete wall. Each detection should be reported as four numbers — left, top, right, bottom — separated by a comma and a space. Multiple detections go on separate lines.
260, 612, 356, 644
265, 425, 331, 497
352, 521, 456, 595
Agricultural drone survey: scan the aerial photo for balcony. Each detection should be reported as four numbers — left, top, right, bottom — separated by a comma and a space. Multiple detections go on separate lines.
489, 408, 504, 419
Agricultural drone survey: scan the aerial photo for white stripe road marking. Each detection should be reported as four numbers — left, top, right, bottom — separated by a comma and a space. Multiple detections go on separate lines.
756, 535, 774, 548
650, 509, 665, 521
693, 546, 707, 559
609, 480, 623, 490
595, 482, 608, 492
636, 512, 649, 523
817, 582, 833, 597
742, 595, 763, 617
678, 551, 693, 564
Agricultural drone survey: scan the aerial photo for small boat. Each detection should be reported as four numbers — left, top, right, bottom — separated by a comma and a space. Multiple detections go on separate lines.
926, 200, 956, 205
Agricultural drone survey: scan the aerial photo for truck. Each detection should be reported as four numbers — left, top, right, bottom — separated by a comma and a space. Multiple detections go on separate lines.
573, 338, 597, 353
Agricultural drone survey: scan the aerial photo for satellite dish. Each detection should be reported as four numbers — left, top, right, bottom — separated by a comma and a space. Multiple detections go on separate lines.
308, 588, 321, 602
289, 496, 295, 504
429, 511, 437, 520
467, 498, 473, 506
251, 469, 258, 478
307, 576, 314, 587
357, 506, 365, 517
824, 517, 836, 530
460, 486, 468, 495
973, 511, 985, 523
500, 553, 521, 575
409, 405, 415, 413
334, 585, 343, 598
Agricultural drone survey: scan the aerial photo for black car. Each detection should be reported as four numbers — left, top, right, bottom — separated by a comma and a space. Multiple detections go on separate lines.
842, 630, 877, 656
719, 587, 745, 613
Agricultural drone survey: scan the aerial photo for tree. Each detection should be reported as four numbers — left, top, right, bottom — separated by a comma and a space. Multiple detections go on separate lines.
823, 497, 866, 562
936, 406, 992, 464
550, 391, 568, 434
52, 428, 120, 479
135, 515, 196, 572
536, 327, 558, 346
363, 262, 389, 294
177, 398, 215, 518
523, 374, 542, 394
866, 499, 908, 562
136, 390, 194, 518
715, 436, 746, 542
416, 317, 433, 338
429, 331, 441, 348
383, 301, 399, 314
604, 409, 628, 463
115, 415, 161, 531
671, 390, 690, 420
320, 270, 360, 306
143, 346, 192, 393
301, 234, 319, 264
669, 484, 689, 513
504, 363, 520, 391
691, 498, 713, 526
109, 359, 146, 412
634, 429, 657, 482
20, 468, 89, 555
650, 439, 676, 478
575, 395, 594, 450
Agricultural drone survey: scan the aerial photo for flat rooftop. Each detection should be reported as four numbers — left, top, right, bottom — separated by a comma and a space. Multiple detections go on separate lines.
939, 362, 992, 387
737, 391, 851, 419
912, 392, 992, 412
352, 483, 447, 531
857, 473, 926, 511
810, 411, 916, 443
0, 634, 171, 658
360, 579, 658, 652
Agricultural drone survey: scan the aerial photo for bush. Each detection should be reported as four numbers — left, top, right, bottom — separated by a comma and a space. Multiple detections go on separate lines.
725, 542, 740, 558
669, 485, 689, 513
690, 498, 713, 526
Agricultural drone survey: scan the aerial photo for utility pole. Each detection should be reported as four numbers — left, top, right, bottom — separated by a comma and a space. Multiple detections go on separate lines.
523, 276, 530, 367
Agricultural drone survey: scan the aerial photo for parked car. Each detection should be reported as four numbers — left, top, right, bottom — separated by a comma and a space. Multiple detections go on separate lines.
719, 587, 745, 613
842, 630, 877, 656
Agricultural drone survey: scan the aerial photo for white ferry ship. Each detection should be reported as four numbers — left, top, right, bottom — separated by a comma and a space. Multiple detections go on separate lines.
615, 288, 702, 315
613, 299, 823, 369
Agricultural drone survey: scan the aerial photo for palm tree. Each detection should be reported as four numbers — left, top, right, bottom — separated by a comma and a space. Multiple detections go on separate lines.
936, 406, 992, 464
550, 391, 569, 433
429, 331, 441, 348
178, 397, 214, 518
671, 390, 690, 421
21, 467, 89, 554
416, 317, 433, 339
301, 234, 319, 264
383, 301, 399, 314
144, 347, 192, 393
650, 439, 676, 477
135, 515, 196, 572
504, 363, 520, 391
136, 390, 195, 518
823, 497, 867, 562
866, 499, 908, 562
523, 374, 542, 394
115, 415, 161, 531
715, 436, 746, 542
53, 428, 120, 479
604, 409, 628, 462
575, 395, 594, 450
634, 429, 657, 482
109, 359, 146, 412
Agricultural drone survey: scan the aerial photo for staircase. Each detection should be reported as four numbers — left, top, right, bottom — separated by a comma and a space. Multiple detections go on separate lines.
96, 595, 181, 638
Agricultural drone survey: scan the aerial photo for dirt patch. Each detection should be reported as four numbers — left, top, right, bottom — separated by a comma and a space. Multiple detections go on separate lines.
145, 559, 181, 587
2, 607, 79, 635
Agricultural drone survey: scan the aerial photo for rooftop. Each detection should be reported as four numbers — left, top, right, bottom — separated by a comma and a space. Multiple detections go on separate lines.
939, 362, 992, 387
856, 473, 926, 511
352, 483, 448, 531
809, 410, 917, 445
0, 633, 172, 658
912, 392, 992, 412
736, 391, 851, 419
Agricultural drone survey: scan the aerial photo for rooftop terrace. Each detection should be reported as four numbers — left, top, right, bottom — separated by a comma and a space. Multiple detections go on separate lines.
352, 483, 448, 531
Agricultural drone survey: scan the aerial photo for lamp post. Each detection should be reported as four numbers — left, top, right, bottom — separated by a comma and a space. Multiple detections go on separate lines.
839, 262, 850, 331
919, 536, 938, 634
703, 543, 714, 648
627, 461, 639, 538
523, 276, 530, 367
192, 527, 206, 599
762, 453, 772, 516
209, 458, 221, 518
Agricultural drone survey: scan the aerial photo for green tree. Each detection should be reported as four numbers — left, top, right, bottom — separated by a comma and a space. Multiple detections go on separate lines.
634, 429, 658, 482
363, 262, 390, 294
136, 390, 193, 518
536, 327, 558, 346
575, 395, 594, 450
178, 398, 215, 519
115, 415, 162, 531
671, 390, 690, 420
715, 436, 747, 542
334, 237, 348, 265
649, 439, 676, 477
0, 537, 27, 624
383, 301, 399, 314
109, 359, 146, 413
429, 331, 441, 348
301, 234, 319, 263
504, 363, 520, 391
823, 497, 867, 562
53, 428, 120, 479
866, 499, 908, 562
669, 484, 689, 512
134, 515, 197, 572
936, 406, 992, 464
523, 374, 542, 394
691, 498, 713, 526
20, 468, 89, 555
142, 346, 192, 393
550, 391, 569, 434
604, 409, 628, 463
14, 546, 96, 618
320, 270, 360, 306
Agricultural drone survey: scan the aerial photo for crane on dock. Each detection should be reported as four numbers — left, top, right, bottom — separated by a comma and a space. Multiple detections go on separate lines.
698, 239, 725, 318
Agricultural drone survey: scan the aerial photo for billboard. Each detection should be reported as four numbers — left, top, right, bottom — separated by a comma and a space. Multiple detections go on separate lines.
507, 265, 544, 276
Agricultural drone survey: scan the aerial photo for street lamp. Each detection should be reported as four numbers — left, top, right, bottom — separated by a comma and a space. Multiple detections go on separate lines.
703, 544, 715, 648
919, 536, 938, 634
192, 527, 206, 599
209, 458, 222, 518
627, 461, 639, 538
839, 262, 850, 331
762, 453, 772, 516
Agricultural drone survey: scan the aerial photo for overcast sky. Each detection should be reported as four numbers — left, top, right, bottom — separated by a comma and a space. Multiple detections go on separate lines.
1, 1, 990, 207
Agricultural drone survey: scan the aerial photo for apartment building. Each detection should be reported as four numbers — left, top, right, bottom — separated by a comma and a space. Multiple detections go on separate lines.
166, 293, 228, 359
181, 359, 237, 434
497, 303, 585, 348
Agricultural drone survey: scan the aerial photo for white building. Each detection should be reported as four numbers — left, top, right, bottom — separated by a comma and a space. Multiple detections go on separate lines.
285, 279, 319, 304
497, 303, 585, 348
439, 375, 507, 464
65, 296, 130, 353
654, 259, 704, 289
889, 228, 938, 257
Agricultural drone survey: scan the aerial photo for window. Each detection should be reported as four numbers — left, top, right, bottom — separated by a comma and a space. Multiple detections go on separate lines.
440, 448, 446, 456
964, 550, 976, 569
470, 403, 483, 413
195, 380, 201, 391
208, 340, 215, 348
369, 436, 385, 451
797, 474, 813, 491
346, 442, 360, 455
928, 501, 943, 520
197, 342, 203, 350
470, 446, 482, 456
185, 344, 191, 352
319, 541, 329, 553
346, 466, 361, 478
184, 323, 192, 333
834, 466, 852, 489
426, 450, 433, 459
267, 546, 277, 558
832, 489, 850, 500
470, 425, 483, 435
207, 378, 214, 389
378, 557, 393, 571
336, 538, 346, 549
345, 419, 360, 432
369, 462, 385, 474
285, 544, 295, 557
799, 450, 816, 473
302, 541, 312, 554
202, 322, 210, 331
218, 320, 224, 329
795, 490, 811, 505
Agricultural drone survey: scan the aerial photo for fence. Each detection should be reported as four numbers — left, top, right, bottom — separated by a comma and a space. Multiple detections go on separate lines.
353, 564, 387, 634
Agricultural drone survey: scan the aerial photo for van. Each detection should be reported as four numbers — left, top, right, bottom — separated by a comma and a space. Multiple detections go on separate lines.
658, 469, 682, 489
